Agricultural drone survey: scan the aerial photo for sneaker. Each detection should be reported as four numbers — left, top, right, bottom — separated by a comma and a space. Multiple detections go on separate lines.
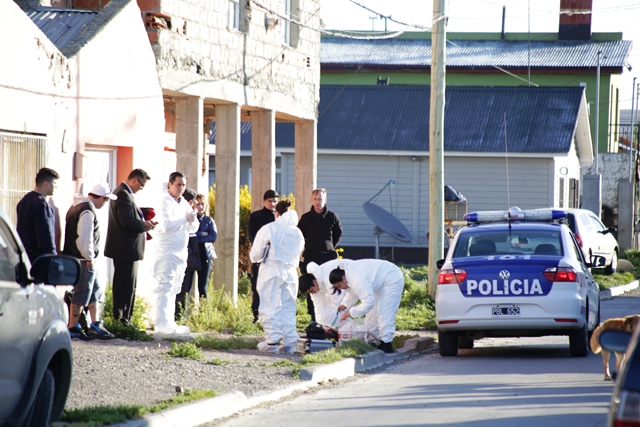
257, 342, 279, 353
87, 321, 115, 340
377, 341, 394, 354
69, 324, 92, 341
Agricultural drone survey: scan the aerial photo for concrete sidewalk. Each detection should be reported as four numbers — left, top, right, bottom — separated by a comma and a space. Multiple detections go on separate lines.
600, 280, 639, 300
109, 337, 436, 427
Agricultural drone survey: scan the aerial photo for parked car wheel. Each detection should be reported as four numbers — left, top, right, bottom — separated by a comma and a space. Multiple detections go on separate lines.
23, 369, 55, 427
569, 320, 589, 357
438, 330, 458, 357
458, 335, 474, 349
605, 250, 618, 275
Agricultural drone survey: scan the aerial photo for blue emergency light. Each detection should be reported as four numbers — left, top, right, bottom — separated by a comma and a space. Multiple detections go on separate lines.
464, 207, 567, 224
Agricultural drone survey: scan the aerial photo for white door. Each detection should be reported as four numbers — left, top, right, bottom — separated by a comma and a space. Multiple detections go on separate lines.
84, 149, 116, 293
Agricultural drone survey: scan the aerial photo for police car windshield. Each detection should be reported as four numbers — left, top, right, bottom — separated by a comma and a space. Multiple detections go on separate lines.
453, 228, 562, 258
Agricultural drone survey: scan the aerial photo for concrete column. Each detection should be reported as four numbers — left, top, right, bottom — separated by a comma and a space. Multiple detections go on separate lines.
294, 120, 317, 218
618, 180, 635, 251
176, 97, 207, 195
251, 110, 276, 211
213, 104, 241, 303
582, 174, 602, 217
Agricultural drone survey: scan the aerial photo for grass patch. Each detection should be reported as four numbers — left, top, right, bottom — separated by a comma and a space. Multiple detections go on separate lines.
59, 390, 217, 425
194, 335, 260, 350
100, 285, 154, 341
185, 288, 261, 335
299, 339, 375, 367
269, 359, 298, 368
207, 358, 235, 366
167, 342, 204, 360
392, 334, 419, 349
594, 271, 637, 291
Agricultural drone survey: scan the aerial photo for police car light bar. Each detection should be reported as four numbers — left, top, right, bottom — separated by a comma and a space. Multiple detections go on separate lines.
464, 207, 567, 223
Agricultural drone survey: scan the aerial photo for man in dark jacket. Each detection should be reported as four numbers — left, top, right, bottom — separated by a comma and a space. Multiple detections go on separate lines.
247, 189, 278, 323
298, 188, 343, 321
16, 167, 59, 263
104, 169, 156, 325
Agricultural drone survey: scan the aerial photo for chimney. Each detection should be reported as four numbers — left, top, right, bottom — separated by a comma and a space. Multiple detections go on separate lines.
559, 0, 593, 40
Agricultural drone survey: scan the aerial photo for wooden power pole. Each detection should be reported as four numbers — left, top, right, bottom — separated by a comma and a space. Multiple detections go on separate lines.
428, 0, 446, 298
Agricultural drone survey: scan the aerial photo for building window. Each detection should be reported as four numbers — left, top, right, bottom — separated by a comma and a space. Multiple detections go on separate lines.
558, 177, 565, 208
228, 0, 240, 30
0, 132, 48, 225
281, 0, 291, 46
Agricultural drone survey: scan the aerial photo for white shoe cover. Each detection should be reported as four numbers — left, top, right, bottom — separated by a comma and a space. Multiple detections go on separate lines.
257, 341, 279, 353
278, 345, 296, 355
155, 323, 191, 335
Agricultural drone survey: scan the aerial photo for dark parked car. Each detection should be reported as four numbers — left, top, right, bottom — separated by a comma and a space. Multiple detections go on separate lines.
0, 207, 80, 426
599, 323, 640, 427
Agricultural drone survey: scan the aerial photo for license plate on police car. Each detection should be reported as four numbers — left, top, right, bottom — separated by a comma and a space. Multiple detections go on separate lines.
492, 305, 520, 316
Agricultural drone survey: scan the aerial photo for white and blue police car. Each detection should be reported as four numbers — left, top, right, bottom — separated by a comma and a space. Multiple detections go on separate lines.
435, 207, 605, 357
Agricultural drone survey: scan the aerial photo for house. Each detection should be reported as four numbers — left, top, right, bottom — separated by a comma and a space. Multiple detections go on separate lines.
8, 0, 322, 302
228, 85, 592, 262
2, 0, 164, 288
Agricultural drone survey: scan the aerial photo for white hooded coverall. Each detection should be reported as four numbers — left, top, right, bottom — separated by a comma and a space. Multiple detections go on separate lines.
249, 210, 304, 347
306, 259, 351, 326
153, 191, 199, 331
339, 259, 404, 343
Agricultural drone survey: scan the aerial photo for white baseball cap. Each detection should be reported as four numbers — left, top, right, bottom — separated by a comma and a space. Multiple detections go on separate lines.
89, 183, 117, 200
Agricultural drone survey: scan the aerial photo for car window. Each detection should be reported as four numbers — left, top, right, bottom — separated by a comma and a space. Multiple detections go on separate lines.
578, 212, 594, 232
0, 218, 19, 281
453, 229, 562, 258
566, 231, 585, 263
588, 213, 606, 233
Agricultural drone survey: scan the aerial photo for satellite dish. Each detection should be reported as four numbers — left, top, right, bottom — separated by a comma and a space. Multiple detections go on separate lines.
362, 202, 412, 258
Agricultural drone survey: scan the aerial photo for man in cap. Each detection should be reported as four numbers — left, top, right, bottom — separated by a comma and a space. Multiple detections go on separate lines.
247, 189, 279, 323
63, 183, 117, 340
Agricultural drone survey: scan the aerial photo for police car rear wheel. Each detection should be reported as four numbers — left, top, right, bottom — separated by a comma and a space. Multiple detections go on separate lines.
458, 335, 474, 349
569, 322, 589, 357
438, 330, 458, 357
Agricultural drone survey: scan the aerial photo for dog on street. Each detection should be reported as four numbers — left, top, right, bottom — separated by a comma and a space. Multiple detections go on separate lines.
590, 314, 640, 381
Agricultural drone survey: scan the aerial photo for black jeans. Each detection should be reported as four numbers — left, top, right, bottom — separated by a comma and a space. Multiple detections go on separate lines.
175, 259, 212, 321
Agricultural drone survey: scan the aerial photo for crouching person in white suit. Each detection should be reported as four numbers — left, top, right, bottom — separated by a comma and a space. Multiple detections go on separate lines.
249, 199, 305, 354
153, 172, 199, 335
329, 259, 404, 353
298, 259, 352, 326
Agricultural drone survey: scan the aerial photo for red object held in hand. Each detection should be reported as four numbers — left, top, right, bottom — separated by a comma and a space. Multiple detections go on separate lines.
141, 208, 155, 240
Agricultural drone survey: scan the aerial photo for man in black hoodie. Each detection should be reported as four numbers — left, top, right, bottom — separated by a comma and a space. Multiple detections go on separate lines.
248, 189, 279, 323
297, 188, 343, 322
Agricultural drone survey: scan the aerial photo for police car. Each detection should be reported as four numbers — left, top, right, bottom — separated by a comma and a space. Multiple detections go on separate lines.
435, 207, 605, 357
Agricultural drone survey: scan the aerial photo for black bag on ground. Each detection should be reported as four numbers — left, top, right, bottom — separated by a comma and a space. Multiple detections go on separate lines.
305, 321, 338, 340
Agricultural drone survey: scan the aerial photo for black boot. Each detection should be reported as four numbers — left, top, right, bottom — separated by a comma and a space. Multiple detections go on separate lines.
377, 341, 394, 354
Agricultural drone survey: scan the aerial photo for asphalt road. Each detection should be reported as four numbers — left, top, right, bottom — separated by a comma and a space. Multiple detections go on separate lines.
211, 291, 640, 427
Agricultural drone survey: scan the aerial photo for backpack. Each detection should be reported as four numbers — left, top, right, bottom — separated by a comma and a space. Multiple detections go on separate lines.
305, 322, 338, 340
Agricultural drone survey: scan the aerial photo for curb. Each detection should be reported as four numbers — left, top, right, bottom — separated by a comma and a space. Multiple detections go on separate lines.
108, 337, 435, 427
600, 280, 639, 300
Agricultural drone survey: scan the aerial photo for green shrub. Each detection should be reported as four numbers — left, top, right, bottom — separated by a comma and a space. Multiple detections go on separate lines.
102, 285, 153, 341
168, 342, 204, 360
185, 288, 261, 335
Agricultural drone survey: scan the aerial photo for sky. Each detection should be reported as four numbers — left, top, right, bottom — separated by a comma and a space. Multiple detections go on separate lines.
319, 0, 640, 109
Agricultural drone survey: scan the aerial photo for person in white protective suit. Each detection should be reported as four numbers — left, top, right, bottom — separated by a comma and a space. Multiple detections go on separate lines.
152, 172, 199, 334
249, 199, 305, 354
298, 259, 353, 326
328, 259, 404, 353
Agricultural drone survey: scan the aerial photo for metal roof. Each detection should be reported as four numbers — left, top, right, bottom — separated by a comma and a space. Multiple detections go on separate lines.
321, 37, 632, 69
27, 7, 99, 52
220, 85, 585, 155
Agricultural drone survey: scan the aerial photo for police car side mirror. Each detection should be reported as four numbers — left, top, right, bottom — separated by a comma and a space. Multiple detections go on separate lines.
436, 259, 445, 270
587, 255, 606, 268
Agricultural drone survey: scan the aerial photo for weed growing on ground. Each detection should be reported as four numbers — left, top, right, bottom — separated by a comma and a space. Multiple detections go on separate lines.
185, 288, 261, 335
101, 286, 153, 341
207, 358, 235, 366
168, 342, 204, 360
194, 335, 260, 350
392, 334, 419, 349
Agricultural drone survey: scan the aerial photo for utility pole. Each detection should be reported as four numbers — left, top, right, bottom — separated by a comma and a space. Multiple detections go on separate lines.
428, 0, 446, 298
595, 51, 601, 173
631, 77, 637, 182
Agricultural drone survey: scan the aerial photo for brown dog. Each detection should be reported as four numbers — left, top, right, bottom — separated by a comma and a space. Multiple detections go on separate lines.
590, 315, 640, 381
